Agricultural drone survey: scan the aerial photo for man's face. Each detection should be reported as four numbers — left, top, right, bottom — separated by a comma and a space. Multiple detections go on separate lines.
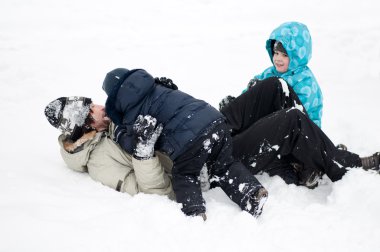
89, 104, 111, 132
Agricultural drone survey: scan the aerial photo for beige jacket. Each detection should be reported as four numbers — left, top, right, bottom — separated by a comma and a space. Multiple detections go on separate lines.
58, 123, 174, 198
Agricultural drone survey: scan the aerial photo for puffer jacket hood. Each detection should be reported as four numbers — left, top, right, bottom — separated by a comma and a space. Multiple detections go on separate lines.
103, 68, 153, 125
102, 68, 131, 96
266, 21, 312, 73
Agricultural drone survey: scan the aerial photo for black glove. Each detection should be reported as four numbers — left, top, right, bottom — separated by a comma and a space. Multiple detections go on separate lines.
245, 187, 268, 218
133, 115, 163, 160
114, 124, 129, 142
218, 95, 236, 111
336, 143, 348, 151
114, 124, 136, 154
154, 77, 178, 90
247, 78, 258, 90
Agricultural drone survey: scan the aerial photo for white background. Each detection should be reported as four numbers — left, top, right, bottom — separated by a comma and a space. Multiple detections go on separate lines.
1, 0, 380, 251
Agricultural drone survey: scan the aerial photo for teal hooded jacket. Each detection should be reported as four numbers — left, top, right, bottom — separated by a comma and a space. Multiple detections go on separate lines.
253, 22, 323, 127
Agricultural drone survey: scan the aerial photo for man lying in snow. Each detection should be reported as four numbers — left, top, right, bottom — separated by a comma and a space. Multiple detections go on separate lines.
44, 96, 174, 198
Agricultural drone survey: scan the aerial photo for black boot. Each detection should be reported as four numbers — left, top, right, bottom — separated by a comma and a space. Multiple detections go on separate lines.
247, 187, 268, 217
293, 162, 322, 189
361, 152, 380, 171
218, 162, 268, 218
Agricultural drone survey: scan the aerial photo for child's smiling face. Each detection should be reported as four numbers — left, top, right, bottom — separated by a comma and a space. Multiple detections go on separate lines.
273, 50, 290, 73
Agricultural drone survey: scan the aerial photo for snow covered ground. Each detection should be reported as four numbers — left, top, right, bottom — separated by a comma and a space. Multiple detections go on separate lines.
1, 0, 380, 251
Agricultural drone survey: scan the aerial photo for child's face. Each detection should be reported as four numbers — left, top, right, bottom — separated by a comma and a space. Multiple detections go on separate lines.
273, 51, 289, 73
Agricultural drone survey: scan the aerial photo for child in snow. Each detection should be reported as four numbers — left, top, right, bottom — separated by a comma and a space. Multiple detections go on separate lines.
102, 68, 268, 220
246, 21, 323, 127
220, 77, 380, 188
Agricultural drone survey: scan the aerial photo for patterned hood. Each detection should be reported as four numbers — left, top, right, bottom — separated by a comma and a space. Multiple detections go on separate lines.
266, 21, 312, 73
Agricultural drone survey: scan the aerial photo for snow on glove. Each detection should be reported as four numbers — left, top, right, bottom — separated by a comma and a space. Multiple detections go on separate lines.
133, 115, 163, 160
218, 95, 235, 111
245, 187, 268, 218
247, 78, 258, 89
154, 77, 178, 90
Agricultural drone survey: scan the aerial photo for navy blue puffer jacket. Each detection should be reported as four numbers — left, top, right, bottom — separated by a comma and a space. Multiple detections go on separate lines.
103, 68, 223, 160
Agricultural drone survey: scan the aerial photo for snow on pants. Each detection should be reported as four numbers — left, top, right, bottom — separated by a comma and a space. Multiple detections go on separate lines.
171, 120, 265, 216
232, 109, 362, 183
220, 77, 307, 136
221, 77, 362, 183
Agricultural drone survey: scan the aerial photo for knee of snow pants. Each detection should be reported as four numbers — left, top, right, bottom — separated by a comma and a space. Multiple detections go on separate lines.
171, 121, 229, 216
171, 171, 205, 216
221, 77, 305, 136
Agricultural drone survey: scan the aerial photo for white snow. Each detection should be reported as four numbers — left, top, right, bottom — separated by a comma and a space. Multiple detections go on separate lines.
279, 78, 290, 97
333, 160, 344, 169
203, 139, 211, 151
239, 183, 247, 192
294, 100, 305, 112
272, 145, 280, 151
212, 133, 219, 141
1, 0, 380, 251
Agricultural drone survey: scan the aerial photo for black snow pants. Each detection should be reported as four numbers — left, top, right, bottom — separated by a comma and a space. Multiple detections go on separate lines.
221, 77, 362, 184
172, 119, 264, 216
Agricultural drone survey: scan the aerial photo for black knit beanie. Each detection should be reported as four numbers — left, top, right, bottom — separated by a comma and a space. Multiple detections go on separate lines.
102, 68, 130, 96
44, 96, 92, 141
